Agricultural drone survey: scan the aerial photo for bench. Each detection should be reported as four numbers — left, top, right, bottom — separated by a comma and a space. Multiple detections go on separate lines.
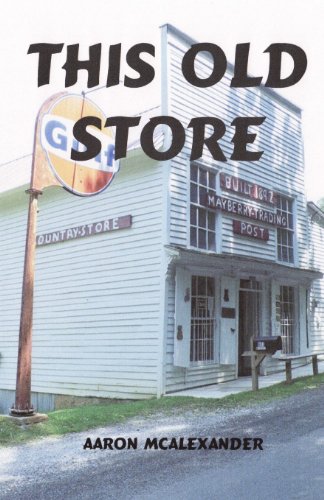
273, 352, 324, 384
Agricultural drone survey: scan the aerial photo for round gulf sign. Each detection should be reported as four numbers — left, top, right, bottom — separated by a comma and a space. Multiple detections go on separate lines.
40, 94, 119, 196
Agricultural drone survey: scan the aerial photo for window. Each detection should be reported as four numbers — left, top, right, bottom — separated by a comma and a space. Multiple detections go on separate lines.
190, 276, 215, 363
279, 285, 295, 354
190, 164, 216, 251
277, 196, 294, 263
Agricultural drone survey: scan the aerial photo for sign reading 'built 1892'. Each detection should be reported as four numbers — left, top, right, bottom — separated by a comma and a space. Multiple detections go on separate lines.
36, 215, 132, 246
220, 173, 277, 205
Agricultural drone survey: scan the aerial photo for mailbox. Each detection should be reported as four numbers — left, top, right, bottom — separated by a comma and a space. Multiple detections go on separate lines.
253, 336, 282, 355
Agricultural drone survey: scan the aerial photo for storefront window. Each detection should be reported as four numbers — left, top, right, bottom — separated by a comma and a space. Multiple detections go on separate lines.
190, 164, 217, 251
190, 275, 215, 363
277, 196, 294, 263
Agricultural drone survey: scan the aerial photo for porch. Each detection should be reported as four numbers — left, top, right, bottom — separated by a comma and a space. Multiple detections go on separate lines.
167, 359, 324, 399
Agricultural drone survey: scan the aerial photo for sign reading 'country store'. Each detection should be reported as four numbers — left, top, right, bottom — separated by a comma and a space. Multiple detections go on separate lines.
36, 215, 132, 246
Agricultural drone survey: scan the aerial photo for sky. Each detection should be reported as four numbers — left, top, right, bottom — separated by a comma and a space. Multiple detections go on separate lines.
1, 0, 323, 202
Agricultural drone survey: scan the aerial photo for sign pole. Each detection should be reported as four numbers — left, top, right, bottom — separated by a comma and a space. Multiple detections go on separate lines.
10, 188, 42, 416
9, 93, 64, 418
9, 92, 115, 419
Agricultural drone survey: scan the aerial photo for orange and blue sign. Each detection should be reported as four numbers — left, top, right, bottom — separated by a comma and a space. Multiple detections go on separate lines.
40, 94, 119, 196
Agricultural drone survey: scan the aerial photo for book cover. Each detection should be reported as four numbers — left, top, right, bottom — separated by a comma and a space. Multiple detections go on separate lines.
0, 1, 323, 498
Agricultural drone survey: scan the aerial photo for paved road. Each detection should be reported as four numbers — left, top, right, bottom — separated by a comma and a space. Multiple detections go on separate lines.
1, 387, 324, 499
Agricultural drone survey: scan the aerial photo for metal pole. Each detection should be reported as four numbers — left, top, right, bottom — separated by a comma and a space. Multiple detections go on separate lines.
10, 188, 42, 416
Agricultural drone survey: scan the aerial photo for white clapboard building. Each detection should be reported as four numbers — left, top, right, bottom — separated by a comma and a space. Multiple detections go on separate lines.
0, 25, 323, 411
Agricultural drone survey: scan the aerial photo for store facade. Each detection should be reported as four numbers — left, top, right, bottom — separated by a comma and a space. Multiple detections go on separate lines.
161, 25, 322, 392
0, 25, 323, 410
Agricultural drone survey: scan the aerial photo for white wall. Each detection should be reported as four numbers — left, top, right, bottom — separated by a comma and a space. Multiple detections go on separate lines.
0, 154, 164, 399
308, 211, 324, 352
165, 25, 308, 267
162, 25, 311, 391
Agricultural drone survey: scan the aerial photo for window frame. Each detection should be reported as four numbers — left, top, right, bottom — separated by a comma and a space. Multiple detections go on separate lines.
190, 274, 217, 366
188, 161, 220, 253
276, 194, 296, 265
278, 284, 297, 355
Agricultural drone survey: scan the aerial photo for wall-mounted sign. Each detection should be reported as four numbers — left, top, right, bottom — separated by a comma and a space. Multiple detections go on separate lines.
203, 193, 287, 228
36, 215, 132, 246
220, 173, 276, 205
221, 307, 236, 319
40, 94, 119, 196
233, 219, 269, 241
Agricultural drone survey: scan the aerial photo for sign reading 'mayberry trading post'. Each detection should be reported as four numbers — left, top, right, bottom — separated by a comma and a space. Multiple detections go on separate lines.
40, 94, 119, 196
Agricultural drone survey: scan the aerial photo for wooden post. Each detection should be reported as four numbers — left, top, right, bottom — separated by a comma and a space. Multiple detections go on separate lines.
10, 188, 42, 416
285, 360, 292, 384
312, 355, 319, 376
250, 337, 258, 391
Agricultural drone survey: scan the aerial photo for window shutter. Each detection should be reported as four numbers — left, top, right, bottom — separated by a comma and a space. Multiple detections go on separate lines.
174, 267, 191, 368
219, 277, 237, 365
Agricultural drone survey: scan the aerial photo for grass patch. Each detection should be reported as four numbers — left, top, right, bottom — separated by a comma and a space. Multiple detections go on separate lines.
1, 372, 324, 447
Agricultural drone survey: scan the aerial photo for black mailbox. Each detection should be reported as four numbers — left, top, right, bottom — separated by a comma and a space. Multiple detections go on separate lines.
253, 336, 282, 355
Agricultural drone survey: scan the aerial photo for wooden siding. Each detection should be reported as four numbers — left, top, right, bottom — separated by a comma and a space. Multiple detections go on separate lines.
163, 25, 313, 391
0, 156, 164, 399
165, 27, 308, 268
308, 213, 324, 352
